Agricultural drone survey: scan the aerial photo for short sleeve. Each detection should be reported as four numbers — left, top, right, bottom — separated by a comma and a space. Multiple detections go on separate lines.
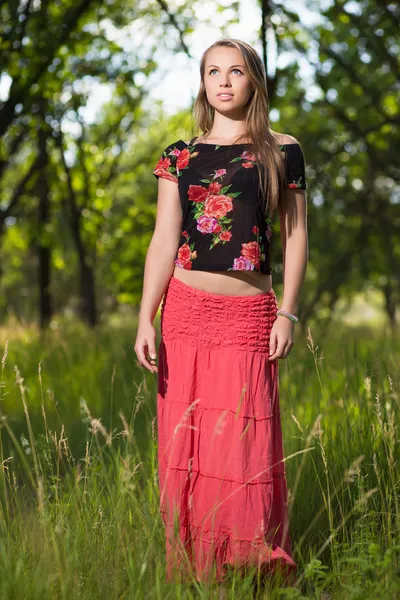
153, 141, 185, 183
282, 143, 307, 190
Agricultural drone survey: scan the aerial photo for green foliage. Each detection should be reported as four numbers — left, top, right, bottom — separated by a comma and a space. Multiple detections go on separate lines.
269, 0, 400, 329
0, 0, 399, 327
0, 318, 399, 597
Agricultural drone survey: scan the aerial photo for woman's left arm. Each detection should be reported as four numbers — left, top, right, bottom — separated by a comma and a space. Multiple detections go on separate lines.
268, 187, 308, 361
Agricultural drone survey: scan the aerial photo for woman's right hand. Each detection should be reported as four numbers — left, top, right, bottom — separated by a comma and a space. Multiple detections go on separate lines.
134, 322, 158, 373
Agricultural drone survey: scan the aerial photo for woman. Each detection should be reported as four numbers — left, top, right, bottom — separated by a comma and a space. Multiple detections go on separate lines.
134, 38, 308, 588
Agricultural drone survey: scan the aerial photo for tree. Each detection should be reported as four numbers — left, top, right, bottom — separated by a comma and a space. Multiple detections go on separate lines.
270, 0, 400, 330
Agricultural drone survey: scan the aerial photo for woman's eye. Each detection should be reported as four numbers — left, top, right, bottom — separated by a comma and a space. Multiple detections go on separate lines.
209, 68, 242, 75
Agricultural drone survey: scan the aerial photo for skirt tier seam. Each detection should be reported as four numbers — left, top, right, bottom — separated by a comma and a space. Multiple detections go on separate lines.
163, 518, 289, 543
161, 399, 279, 420
161, 465, 287, 484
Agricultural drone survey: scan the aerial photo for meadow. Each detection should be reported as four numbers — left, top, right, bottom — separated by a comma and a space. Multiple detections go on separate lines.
0, 311, 399, 599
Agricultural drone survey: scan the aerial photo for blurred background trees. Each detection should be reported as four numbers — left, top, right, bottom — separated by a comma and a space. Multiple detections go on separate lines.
1, 0, 399, 331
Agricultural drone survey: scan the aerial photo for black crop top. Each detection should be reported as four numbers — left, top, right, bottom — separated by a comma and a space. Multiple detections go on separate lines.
153, 136, 306, 274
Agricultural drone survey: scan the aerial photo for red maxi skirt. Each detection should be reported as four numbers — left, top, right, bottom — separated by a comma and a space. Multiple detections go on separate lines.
156, 275, 297, 584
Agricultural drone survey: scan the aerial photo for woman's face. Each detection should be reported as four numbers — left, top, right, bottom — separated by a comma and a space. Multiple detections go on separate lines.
203, 46, 253, 114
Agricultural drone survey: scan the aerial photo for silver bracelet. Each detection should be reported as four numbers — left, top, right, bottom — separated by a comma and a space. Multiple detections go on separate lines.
276, 309, 299, 323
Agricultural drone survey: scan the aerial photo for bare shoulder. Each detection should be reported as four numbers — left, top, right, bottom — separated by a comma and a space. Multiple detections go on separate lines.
272, 132, 300, 145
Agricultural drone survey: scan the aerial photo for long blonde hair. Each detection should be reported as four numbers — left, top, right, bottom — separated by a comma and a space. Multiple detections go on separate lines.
193, 38, 287, 217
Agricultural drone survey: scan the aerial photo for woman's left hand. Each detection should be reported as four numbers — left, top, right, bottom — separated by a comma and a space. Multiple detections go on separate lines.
268, 315, 295, 360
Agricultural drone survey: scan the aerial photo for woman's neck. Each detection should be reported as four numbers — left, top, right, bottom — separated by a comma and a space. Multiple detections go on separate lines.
197, 132, 251, 145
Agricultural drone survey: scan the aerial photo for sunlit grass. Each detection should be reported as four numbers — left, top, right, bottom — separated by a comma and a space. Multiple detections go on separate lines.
0, 314, 399, 599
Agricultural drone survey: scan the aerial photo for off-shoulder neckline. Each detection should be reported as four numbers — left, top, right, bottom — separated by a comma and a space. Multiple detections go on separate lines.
179, 139, 299, 148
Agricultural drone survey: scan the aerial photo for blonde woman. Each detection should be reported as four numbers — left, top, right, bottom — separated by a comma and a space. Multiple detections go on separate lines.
135, 38, 308, 588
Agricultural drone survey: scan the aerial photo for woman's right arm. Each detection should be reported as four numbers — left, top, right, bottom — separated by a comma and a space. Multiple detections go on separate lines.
134, 176, 182, 373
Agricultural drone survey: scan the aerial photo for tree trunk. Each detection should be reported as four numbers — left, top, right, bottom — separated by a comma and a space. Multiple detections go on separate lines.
383, 282, 398, 333
36, 121, 52, 329
70, 208, 97, 327
54, 131, 98, 328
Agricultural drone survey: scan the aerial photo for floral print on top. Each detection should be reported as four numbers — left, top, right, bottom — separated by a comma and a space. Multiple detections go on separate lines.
153, 145, 199, 182
189, 167, 243, 250
153, 137, 307, 274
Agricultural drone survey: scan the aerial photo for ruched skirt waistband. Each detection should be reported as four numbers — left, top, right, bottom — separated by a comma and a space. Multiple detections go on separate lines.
160, 276, 278, 353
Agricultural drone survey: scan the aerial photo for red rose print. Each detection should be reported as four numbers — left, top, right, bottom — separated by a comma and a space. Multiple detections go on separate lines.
204, 194, 233, 218
176, 148, 190, 170
188, 185, 209, 203
177, 243, 191, 263
252, 225, 259, 235
242, 162, 254, 169
187, 161, 238, 249
156, 170, 178, 183
153, 157, 178, 183
241, 241, 260, 268
220, 231, 232, 241
163, 171, 178, 182
175, 233, 197, 270
208, 182, 222, 194
156, 157, 171, 170
242, 151, 256, 161
288, 183, 299, 188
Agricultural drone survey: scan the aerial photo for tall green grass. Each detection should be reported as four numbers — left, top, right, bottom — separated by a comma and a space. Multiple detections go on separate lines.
0, 313, 399, 599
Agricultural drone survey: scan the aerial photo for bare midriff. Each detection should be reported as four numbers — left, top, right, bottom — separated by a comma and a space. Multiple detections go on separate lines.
172, 266, 273, 296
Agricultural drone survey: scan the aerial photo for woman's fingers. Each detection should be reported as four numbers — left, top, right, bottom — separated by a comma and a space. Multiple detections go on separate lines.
135, 340, 157, 372
148, 344, 158, 372
269, 336, 290, 360
269, 331, 277, 358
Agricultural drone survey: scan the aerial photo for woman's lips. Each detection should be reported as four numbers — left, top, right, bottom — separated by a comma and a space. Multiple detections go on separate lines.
217, 94, 234, 101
